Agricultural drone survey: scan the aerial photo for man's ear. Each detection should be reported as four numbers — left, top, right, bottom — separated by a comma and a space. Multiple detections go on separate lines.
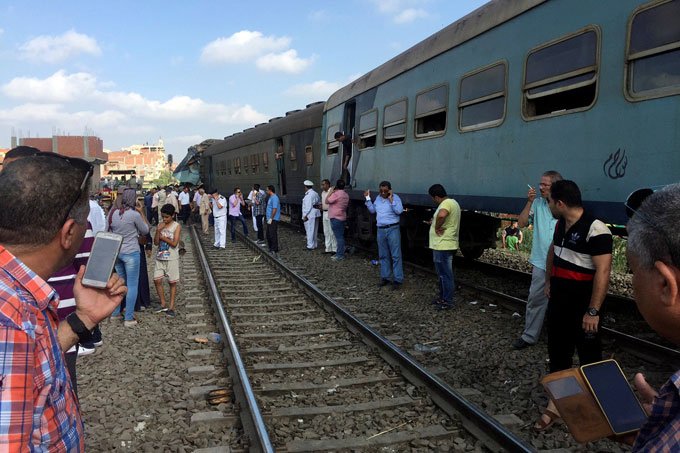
59, 219, 80, 251
654, 261, 680, 307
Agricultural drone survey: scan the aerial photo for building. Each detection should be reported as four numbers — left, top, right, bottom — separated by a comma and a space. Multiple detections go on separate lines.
9, 135, 107, 193
0, 148, 8, 170
103, 140, 173, 186
14, 134, 107, 161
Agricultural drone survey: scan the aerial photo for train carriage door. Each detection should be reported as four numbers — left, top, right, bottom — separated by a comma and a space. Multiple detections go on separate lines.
275, 137, 287, 196
343, 102, 356, 186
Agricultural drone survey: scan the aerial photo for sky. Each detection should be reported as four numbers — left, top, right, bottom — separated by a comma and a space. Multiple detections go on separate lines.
0, 0, 488, 161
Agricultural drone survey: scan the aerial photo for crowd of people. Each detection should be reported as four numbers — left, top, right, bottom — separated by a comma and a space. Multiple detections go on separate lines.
1, 143, 679, 451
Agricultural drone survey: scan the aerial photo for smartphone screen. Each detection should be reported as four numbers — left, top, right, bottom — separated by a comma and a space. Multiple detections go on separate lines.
83, 234, 122, 287
581, 360, 647, 434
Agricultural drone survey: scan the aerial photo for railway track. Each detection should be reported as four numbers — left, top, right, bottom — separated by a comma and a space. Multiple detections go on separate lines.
191, 226, 533, 452
292, 218, 678, 366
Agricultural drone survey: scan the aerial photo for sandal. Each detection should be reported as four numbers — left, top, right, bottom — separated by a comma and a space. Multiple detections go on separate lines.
533, 408, 560, 432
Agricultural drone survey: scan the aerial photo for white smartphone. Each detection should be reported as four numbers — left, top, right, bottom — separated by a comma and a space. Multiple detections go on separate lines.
82, 232, 123, 288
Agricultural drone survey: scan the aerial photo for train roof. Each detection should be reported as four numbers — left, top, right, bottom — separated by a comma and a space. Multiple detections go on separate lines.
325, 0, 546, 111
204, 102, 325, 157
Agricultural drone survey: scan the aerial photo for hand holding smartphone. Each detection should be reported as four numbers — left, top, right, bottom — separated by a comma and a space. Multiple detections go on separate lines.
82, 232, 123, 288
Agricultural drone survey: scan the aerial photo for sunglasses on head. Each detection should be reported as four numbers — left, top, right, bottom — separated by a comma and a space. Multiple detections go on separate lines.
35, 152, 94, 226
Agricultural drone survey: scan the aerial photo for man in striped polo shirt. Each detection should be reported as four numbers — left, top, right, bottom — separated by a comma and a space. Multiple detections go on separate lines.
534, 179, 613, 431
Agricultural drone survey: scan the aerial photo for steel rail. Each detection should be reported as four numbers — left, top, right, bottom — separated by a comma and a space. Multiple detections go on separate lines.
190, 227, 274, 453
459, 278, 680, 363
237, 232, 534, 453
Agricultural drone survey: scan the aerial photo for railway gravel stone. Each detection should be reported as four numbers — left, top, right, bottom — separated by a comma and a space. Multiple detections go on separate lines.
273, 226, 669, 452
77, 228, 240, 452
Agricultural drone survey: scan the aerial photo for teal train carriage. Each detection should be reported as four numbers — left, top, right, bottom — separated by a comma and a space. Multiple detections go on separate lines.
201, 102, 324, 223
322, 0, 680, 258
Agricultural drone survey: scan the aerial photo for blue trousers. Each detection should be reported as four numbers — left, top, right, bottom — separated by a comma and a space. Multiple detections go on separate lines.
112, 251, 141, 321
433, 250, 455, 304
330, 218, 346, 259
377, 225, 403, 283
229, 214, 248, 240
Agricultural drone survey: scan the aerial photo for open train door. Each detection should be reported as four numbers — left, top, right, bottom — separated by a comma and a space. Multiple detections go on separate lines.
342, 102, 356, 186
275, 137, 287, 196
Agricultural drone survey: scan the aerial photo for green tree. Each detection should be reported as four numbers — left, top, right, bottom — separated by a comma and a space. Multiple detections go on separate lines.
152, 170, 176, 188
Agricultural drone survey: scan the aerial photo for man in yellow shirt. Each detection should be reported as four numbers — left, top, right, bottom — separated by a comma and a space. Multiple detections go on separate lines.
428, 184, 461, 310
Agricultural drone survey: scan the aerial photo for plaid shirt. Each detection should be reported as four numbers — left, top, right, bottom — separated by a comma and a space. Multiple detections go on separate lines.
0, 246, 84, 452
252, 191, 266, 217
633, 370, 680, 451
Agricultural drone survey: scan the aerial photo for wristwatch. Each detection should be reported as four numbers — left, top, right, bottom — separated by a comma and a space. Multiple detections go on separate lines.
586, 307, 599, 317
66, 312, 94, 343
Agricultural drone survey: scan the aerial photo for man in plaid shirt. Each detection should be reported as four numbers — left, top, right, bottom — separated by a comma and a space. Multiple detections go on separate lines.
624, 184, 680, 451
0, 154, 126, 451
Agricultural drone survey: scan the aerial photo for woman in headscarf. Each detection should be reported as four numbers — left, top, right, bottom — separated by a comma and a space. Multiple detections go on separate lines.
108, 187, 149, 326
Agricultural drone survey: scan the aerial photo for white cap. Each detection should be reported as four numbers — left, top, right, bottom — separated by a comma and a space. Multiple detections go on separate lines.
303, 180, 314, 186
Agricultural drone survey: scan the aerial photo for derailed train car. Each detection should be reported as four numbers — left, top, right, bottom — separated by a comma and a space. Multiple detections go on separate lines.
204, 0, 680, 257
201, 102, 324, 223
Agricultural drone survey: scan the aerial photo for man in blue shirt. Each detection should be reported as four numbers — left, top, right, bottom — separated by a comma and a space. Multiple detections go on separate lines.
266, 185, 281, 258
513, 170, 562, 349
364, 181, 404, 289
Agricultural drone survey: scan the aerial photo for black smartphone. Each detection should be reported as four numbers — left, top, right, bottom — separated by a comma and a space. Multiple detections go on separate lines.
82, 232, 123, 288
580, 360, 647, 435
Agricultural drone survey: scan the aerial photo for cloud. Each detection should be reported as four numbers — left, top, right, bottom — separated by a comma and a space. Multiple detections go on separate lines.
200, 30, 290, 64
2, 70, 97, 102
18, 29, 101, 64
369, 0, 430, 23
394, 8, 428, 24
256, 50, 314, 74
1, 70, 269, 125
284, 80, 342, 98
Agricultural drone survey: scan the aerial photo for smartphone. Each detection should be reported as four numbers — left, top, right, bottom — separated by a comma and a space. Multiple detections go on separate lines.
580, 360, 647, 435
82, 232, 123, 288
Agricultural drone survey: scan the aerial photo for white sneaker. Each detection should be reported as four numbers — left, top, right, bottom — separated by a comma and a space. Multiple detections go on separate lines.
124, 320, 138, 327
78, 345, 95, 356
93, 340, 103, 347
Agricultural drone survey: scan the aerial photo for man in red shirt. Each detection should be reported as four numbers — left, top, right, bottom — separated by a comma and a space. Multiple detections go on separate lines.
0, 154, 126, 451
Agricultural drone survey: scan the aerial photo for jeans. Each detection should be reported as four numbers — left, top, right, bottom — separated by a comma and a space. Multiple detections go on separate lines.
521, 267, 550, 344
433, 250, 455, 304
330, 218, 346, 259
377, 225, 403, 283
112, 251, 141, 321
229, 214, 248, 240
255, 215, 264, 241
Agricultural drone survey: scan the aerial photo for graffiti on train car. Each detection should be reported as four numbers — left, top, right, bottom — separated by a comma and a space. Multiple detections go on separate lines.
603, 148, 628, 179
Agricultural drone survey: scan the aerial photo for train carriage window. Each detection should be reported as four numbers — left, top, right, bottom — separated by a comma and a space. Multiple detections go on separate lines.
459, 62, 506, 130
358, 109, 378, 149
383, 99, 407, 145
523, 28, 599, 119
626, 0, 680, 100
252, 153, 259, 173
243, 155, 249, 174
415, 84, 447, 138
235, 157, 241, 175
326, 124, 340, 155
305, 146, 313, 165
290, 144, 298, 171
262, 152, 269, 171
227, 159, 232, 175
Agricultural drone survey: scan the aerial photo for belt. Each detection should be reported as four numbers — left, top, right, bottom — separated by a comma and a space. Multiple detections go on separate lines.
378, 222, 399, 229
322, 210, 328, 212
214, 215, 225, 218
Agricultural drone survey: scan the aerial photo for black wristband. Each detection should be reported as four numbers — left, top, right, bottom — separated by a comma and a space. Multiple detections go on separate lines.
66, 312, 94, 343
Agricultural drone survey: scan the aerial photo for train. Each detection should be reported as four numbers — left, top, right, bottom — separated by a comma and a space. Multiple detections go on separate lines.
201, 0, 680, 259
